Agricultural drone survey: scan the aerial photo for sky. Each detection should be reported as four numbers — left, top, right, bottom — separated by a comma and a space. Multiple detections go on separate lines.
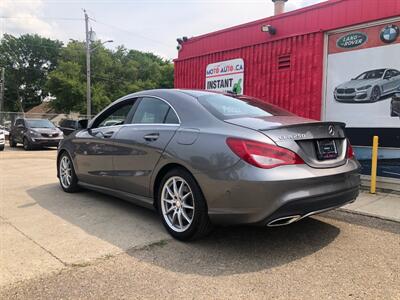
0, 0, 327, 60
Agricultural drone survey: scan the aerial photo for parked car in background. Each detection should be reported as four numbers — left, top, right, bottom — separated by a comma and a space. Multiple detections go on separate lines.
391, 93, 400, 117
0, 125, 9, 140
334, 68, 400, 103
57, 89, 360, 241
58, 119, 80, 136
0, 128, 5, 151
9, 118, 64, 150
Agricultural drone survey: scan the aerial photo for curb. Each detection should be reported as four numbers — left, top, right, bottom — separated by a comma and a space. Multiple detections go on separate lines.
338, 208, 400, 224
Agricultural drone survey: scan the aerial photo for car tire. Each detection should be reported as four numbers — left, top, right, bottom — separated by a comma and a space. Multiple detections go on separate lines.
9, 135, 17, 147
390, 100, 397, 117
23, 137, 32, 151
157, 168, 213, 241
0, 144, 4, 151
58, 152, 80, 193
370, 86, 381, 102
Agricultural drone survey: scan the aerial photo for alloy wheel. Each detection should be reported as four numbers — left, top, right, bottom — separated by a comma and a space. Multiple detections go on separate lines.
161, 176, 195, 232
60, 156, 73, 189
371, 87, 380, 102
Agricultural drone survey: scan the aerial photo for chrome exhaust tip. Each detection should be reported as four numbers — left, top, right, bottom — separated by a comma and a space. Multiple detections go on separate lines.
267, 215, 302, 227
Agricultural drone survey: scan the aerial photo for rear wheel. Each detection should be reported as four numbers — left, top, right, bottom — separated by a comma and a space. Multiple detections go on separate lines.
58, 152, 80, 193
157, 168, 213, 241
0, 144, 4, 151
23, 137, 32, 151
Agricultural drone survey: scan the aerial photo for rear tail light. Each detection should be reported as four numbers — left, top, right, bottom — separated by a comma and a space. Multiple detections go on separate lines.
226, 137, 304, 169
347, 140, 355, 159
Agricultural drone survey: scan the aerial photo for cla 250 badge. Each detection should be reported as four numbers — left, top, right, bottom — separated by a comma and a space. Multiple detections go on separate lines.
337, 32, 367, 49
278, 133, 307, 141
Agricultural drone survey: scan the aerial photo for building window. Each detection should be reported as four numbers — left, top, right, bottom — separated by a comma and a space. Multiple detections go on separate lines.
278, 54, 291, 70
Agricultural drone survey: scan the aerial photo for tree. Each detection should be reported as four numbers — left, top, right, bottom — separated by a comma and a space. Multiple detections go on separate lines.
0, 34, 63, 111
47, 42, 175, 114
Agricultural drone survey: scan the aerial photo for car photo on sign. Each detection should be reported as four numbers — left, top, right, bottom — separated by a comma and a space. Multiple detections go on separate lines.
334, 68, 400, 103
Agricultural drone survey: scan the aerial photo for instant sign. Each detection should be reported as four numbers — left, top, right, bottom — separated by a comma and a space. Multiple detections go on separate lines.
205, 58, 244, 95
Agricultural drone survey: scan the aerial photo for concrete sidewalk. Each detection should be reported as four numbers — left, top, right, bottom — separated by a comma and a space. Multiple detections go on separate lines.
342, 190, 400, 222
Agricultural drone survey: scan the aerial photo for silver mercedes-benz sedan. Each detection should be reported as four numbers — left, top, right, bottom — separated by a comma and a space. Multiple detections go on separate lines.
57, 89, 360, 240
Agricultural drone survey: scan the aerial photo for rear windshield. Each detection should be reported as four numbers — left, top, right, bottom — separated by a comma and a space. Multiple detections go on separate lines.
26, 119, 55, 128
197, 94, 294, 120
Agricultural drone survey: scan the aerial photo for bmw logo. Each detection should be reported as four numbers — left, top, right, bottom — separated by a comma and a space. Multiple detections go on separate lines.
380, 25, 399, 44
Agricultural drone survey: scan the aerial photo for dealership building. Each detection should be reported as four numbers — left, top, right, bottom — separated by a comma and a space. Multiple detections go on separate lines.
174, 0, 400, 180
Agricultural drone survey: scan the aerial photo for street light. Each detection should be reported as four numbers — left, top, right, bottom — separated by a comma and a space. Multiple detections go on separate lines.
84, 9, 113, 118
90, 40, 114, 53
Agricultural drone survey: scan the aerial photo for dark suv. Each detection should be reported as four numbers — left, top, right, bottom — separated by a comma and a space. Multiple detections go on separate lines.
9, 118, 64, 150
58, 119, 80, 136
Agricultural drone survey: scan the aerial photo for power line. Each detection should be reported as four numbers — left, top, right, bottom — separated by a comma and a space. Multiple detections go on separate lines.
0, 16, 83, 21
90, 18, 174, 48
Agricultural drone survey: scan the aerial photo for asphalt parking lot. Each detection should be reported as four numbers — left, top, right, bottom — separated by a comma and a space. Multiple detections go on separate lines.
1, 145, 399, 299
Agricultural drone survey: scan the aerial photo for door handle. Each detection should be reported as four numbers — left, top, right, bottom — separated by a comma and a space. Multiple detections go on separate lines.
143, 133, 159, 141
103, 131, 114, 138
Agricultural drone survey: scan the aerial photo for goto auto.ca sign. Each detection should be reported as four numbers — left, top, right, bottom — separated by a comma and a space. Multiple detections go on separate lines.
205, 58, 244, 95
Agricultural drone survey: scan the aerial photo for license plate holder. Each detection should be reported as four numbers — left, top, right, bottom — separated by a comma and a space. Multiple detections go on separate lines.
316, 139, 338, 160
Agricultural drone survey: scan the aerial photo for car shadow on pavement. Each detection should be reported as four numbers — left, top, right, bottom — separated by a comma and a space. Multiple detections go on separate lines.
127, 217, 340, 276
5, 145, 57, 152
27, 183, 340, 276
27, 183, 168, 250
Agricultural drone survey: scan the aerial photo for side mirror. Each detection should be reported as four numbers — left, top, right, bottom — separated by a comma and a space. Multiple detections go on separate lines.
78, 119, 89, 129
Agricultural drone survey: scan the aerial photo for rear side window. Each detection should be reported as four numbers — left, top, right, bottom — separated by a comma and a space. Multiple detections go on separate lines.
132, 97, 179, 124
197, 94, 294, 120
164, 107, 179, 124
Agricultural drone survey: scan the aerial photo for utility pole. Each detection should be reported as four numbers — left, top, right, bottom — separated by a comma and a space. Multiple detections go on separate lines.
84, 10, 91, 118
0, 67, 4, 115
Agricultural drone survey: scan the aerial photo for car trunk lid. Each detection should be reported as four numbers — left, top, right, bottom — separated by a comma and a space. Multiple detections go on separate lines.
225, 116, 348, 168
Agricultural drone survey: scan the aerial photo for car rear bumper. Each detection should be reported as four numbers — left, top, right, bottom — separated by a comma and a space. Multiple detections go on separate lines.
195, 159, 361, 226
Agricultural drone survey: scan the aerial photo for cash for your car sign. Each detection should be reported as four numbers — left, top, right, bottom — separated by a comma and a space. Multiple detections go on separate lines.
205, 58, 244, 95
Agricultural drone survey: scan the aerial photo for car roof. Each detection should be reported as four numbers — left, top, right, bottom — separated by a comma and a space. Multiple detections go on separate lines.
117, 88, 224, 101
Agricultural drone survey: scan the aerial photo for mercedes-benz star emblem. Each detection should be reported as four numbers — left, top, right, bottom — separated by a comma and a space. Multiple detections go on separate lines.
328, 125, 335, 136
380, 25, 399, 44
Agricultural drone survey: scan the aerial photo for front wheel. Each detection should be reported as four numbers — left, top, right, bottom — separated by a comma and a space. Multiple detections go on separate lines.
23, 137, 32, 151
370, 86, 381, 102
9, 135, 17, 147
0, 144, 4, 151
157, 168, 213, 241
58, 152, 80, 193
